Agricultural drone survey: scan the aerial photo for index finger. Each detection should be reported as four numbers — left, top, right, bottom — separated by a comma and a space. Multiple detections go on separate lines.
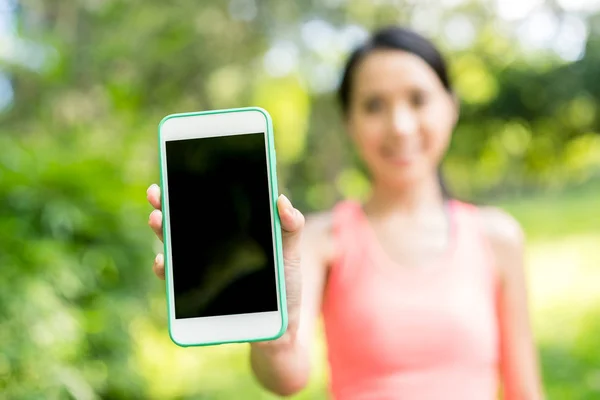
147, 184, 161, 210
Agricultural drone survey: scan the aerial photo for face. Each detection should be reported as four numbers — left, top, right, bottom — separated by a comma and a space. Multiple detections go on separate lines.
346, 49, 458, 189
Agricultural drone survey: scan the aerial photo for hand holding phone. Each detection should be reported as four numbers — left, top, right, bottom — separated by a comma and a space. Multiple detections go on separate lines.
147, 186, 305, 346
153, 107, 304, 347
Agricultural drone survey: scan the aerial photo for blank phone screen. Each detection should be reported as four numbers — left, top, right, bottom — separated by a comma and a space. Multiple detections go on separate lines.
165, 132, 278, 319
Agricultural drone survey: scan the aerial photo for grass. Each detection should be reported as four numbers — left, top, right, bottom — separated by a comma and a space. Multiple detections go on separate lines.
135, 185, 600, 399
500, 183, 600, 239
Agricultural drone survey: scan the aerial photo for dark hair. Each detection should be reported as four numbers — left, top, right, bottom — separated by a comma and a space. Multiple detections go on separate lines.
337, 26, 454, 198
338, 26, 452, 115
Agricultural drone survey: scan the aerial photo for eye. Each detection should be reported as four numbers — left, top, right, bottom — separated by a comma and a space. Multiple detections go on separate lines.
363, 97, 384, 113
410, 90, 428, 108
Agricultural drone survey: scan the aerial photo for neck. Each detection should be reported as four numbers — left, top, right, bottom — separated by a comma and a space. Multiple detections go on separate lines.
365, 174, 446, 216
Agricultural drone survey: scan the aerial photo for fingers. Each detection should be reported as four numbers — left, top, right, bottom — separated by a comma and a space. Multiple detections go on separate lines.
277, 194, 305, 264
148, 184, 165, 280
148, 209, 164, 242
153, 253, 165, 280
147, 184, 161, 210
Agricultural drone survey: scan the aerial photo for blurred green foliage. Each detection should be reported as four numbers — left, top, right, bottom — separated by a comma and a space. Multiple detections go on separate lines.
0, 0, 599, 399
0, 134, 155, 398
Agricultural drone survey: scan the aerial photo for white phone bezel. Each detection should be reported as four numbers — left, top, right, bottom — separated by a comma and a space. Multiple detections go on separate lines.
159, 109, 283, 346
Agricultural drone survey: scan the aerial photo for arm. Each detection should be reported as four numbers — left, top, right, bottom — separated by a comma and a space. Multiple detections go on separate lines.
250, 208, 332, 396
481, 207, 544, 400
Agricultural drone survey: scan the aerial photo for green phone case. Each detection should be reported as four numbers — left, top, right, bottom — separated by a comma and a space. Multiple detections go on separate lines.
157, 107, 288, 347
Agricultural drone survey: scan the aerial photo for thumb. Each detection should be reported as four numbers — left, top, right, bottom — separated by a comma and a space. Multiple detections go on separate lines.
277, 194, 305, 263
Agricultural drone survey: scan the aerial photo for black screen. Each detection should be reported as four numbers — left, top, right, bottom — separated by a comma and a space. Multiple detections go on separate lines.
165, 133, 278, 319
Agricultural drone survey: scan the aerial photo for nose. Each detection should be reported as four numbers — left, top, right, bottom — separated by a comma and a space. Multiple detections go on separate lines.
390, 105, 418, 137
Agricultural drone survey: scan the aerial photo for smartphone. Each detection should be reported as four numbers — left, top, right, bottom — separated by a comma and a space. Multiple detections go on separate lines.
157, 107, 287, 347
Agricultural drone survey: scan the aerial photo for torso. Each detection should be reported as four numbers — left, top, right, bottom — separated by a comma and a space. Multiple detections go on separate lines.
312, 199, 502, 400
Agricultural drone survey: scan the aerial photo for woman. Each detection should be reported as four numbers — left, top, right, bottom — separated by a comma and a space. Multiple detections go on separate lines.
147, 26, 543, 399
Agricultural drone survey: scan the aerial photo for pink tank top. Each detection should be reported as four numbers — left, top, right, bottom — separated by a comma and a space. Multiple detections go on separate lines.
321, 200, 500, 400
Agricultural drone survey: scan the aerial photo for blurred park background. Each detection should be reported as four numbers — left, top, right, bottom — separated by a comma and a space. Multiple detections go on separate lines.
1, 0, 599, 398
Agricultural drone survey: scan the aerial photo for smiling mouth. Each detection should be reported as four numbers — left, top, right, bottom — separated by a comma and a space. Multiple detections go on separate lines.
382, 151, 418, 166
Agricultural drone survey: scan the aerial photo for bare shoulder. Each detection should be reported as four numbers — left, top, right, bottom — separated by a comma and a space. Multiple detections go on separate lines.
479, 206, 525, 247
478, 206, 526, 282
303, 210, 336, 265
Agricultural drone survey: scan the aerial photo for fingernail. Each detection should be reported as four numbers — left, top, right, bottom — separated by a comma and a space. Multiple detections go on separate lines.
156, 253, 163, 263
280, 194, 293, 215
147, 184, 157, 195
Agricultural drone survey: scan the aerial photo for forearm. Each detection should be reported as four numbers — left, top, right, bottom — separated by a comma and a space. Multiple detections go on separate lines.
250, 331, 310, 397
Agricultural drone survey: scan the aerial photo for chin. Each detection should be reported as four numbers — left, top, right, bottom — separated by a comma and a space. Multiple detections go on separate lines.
367, 157, 432, 188
381, 170, 424, 189
379, 157, 431, 184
